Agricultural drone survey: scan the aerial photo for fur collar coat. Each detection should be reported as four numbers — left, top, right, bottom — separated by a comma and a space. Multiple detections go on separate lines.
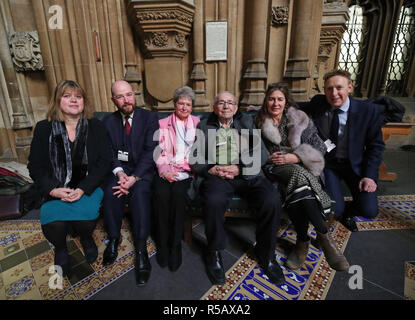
261, 106, 327, 176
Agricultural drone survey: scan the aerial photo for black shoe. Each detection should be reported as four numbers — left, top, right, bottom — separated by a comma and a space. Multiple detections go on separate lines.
135, 250, 151, 286
103, 238, 120, 266
156, 246, 168, 268
168, 244, 182, 272
260, 260, 286, 285
340, 216, 358, 232
205, 250, 225, 285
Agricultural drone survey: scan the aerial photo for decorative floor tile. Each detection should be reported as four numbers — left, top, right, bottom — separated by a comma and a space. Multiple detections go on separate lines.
4, 274, 37, 300
29, 250, 54, 272
1, 260, 32, 287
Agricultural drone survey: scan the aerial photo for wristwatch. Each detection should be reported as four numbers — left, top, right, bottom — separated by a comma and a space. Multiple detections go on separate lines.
132, 175, 142, 182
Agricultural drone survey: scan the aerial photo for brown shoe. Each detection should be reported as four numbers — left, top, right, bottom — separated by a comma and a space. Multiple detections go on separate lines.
285, 240, 309, 270
316, 231, 350, 271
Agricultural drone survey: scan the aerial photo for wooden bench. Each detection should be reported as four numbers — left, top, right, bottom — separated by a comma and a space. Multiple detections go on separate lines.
379, 122, 415, 181
94, 111, 414, 243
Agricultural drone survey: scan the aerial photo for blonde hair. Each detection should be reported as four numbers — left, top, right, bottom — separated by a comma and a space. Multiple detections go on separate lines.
323, 69, 352, 83
46, 80, 92, 121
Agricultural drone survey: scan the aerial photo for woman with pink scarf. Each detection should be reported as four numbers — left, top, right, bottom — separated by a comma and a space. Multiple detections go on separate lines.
153, 86, 200, 272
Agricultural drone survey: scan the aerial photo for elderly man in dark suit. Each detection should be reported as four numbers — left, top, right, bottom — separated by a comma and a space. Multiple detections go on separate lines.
101, 80, 159, 286
301, 70, 385, 232
190, 91, 285, 286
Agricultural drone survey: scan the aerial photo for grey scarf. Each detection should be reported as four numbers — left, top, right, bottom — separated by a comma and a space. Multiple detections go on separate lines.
49, 119, 88, 187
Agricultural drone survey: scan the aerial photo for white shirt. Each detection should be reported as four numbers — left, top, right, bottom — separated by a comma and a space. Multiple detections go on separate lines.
113, 111, 134, 176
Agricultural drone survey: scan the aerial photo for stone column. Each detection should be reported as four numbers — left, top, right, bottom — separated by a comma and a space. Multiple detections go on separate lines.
284, 0, 323, 101
122, 0, 145, 109
316, 0, 349, 94
190, 0, 210, 111
240, 0, 269, 110
0, 2, 32, 163
127, 0, 195, 112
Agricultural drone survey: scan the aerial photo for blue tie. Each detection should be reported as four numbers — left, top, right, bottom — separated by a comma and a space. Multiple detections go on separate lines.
330, 109, 341, 145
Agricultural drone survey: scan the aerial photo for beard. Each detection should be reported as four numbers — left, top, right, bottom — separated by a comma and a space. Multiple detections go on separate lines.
119, 103, 135, 116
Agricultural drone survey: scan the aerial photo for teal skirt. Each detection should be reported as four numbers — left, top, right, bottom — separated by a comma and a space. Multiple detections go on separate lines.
40, 188, 103, 225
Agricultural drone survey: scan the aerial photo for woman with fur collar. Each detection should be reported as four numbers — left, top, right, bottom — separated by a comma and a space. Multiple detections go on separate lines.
255, 82, 349, 272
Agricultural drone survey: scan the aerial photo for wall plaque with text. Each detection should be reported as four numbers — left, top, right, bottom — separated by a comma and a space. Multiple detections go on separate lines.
206, 21, 228, 61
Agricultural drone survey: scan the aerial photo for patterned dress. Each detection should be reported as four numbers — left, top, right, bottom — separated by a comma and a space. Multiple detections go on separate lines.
262, 115, 333, 220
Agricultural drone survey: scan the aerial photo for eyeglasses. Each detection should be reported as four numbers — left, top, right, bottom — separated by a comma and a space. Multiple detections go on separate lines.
113, 92, 134, 100
217, 100, 236, 107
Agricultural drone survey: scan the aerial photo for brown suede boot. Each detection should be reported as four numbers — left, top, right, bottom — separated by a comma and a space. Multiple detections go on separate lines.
316, 231, 350, 271
285, 240, 310, 270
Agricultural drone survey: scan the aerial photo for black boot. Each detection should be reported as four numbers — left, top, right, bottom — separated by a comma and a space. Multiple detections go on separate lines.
103, 238, 120, 266
135, 239, 151, 286
205, 250, 225, 285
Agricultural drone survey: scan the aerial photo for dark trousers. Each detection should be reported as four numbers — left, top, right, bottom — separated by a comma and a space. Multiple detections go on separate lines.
287, 199, 328, 241
42, 220, 97, 260
102, 172, 152, 240
324, 160, 379, 219
152, 175, 192, 248
200, 175, 281, 263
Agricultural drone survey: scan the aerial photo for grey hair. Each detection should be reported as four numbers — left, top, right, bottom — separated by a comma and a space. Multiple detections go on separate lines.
173, 86, 195, 105
213, 91, 236, 105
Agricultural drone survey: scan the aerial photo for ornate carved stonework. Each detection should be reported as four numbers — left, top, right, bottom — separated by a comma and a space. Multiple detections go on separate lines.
271, 6, 289, 26
150, 32, 169, 47
128, 1, 195, 58
324, 0, 347, 9
9, 31, 44, 72
135, 8, 194, 25
320, 28, 343, 40
127, 1, 195, 110
319, 44, 333, 57
175, 32, 186, 48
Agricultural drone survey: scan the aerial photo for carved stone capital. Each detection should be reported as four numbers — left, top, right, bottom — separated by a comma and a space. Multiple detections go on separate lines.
271, 6, 289, 26
9, 31, 44, 72
127, 0, 195, 58
320, 26, 345, 42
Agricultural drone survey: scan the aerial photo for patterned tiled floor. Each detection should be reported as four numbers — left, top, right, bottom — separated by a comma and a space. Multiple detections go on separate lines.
0, 219, 155, 300
1, 195, 414, 300
202, 195, 415, 300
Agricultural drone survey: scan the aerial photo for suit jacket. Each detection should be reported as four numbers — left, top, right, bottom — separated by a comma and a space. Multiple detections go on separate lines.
156, 113, 200, 176
300, 95, 385, 181
190, 111, 269, 179
102, 107, 159, 182
28, 118, 112, 197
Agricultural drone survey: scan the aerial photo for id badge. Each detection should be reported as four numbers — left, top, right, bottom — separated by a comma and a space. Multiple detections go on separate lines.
118, 150, 129, 162
324, 139, 336, 153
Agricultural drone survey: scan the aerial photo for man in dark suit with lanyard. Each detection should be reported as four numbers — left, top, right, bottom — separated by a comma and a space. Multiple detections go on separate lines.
101, 80, 159, 285
302, 70, 385, 232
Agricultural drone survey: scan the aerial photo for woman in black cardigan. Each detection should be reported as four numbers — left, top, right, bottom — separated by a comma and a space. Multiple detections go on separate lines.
28, 80, 111, 276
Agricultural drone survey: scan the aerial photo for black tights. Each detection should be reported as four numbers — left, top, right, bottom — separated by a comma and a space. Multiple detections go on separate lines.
42, 220, 97, 263
287, 199, 328, 242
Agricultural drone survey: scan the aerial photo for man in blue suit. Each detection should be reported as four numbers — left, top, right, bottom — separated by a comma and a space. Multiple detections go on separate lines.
302, 70, 385, 232
102, 80, 159, 285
